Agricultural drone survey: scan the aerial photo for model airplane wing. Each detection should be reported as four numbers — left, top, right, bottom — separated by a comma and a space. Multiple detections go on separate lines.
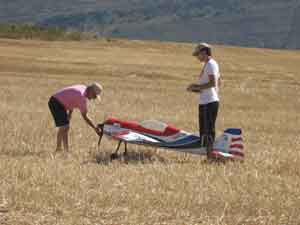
108, 129, 160, 145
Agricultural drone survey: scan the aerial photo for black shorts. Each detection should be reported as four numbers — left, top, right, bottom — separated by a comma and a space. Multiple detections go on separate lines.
48, 96, 69, 127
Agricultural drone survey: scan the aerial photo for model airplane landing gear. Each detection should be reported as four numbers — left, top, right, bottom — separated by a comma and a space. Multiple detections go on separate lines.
110, 141, 128, 161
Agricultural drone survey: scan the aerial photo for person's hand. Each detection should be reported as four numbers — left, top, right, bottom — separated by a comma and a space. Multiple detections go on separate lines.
187, 84, 198, 92
94, 127, 102, 136
187, 84, 202, 93
187, 84, 194, 92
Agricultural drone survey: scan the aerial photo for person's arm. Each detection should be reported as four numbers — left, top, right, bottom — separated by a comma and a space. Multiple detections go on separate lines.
81, 112, 102, 136
187, 74, 216, 92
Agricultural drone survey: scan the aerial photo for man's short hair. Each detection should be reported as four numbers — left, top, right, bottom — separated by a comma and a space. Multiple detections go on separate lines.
88, 82, 103, 95
87, 82, 103, 100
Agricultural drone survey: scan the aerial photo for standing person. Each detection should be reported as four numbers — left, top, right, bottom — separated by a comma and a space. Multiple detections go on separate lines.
187, 43, 221, 158
48, 83, 103, 152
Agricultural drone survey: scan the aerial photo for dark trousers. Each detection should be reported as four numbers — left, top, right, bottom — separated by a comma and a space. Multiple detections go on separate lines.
198, 101, 219, 147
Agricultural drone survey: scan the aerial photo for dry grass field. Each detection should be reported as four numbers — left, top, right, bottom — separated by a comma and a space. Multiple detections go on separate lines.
0, 38, 300, 225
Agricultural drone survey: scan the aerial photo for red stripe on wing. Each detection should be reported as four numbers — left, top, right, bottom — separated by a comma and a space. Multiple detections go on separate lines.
230, 144, 244, 149
232, 137, 243, 142
105, 117, 180, 136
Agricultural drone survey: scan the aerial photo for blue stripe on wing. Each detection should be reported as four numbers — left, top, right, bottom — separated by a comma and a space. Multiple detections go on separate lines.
224, 128, 242, 135
157, 135, 201, 148
166, 134, 200, 145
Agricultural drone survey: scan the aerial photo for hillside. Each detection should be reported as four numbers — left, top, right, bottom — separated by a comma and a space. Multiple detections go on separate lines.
0, 0, 300, 49
0, 38, 300, 224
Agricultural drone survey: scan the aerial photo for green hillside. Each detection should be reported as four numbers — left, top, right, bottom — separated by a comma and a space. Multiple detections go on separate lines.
0, 0, 299, 48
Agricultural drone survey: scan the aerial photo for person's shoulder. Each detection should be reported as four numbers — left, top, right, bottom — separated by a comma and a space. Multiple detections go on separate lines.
71, 84, 86, 88
205, 59, 216, 69
208, 58, 219, 67
69, 84, 86, 91
207, 59, 219, 72
67, 84, 86, 96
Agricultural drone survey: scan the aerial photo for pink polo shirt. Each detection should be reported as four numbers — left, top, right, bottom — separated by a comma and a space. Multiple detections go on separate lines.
54, 85, 88, 114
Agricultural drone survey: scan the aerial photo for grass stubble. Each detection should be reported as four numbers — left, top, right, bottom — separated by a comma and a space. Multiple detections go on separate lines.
0, 38, 300, 225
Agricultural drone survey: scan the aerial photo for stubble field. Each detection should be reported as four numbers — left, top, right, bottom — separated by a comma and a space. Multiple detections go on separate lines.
0, 38, 300, 225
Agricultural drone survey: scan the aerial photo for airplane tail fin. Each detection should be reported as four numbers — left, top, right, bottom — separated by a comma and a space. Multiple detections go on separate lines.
212, 128, 244, 161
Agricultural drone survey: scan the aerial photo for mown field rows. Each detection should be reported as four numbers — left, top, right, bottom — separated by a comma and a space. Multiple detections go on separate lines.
0, 38, 300, 225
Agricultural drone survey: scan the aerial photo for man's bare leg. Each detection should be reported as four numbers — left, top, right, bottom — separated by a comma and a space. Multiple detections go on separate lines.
56, 127, 64, 152
62, 126, 70, 152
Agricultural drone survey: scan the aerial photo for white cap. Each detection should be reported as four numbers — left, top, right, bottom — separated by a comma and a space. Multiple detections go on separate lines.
192, 42, 212, 56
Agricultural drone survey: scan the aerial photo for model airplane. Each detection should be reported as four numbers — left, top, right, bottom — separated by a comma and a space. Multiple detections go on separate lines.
97, 117, 244, 161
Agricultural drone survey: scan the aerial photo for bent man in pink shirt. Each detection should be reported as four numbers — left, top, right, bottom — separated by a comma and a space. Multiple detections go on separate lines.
48, 83, 103, 152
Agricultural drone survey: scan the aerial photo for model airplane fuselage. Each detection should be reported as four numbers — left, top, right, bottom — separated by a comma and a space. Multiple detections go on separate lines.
98, 117, 244, 160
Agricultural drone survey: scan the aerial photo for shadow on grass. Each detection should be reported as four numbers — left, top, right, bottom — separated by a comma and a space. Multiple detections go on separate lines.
94, 150, 168, 165
82, 149, 206, 165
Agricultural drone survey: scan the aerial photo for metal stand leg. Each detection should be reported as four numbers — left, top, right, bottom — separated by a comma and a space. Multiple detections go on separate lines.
111, 141, 122, 160
124, 142, 128, 156
115, 141, 122, 154
97, 124, 104, 153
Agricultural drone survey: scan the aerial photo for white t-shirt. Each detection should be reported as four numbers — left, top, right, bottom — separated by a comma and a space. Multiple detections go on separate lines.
199, 58, 220, 105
